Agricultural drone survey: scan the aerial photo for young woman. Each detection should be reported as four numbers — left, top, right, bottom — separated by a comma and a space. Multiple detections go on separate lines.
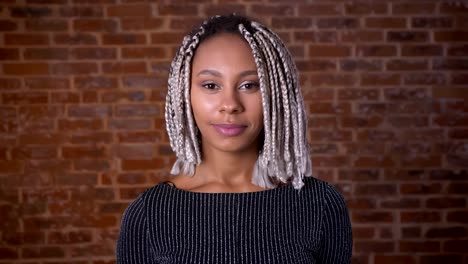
117, 15, 352, 263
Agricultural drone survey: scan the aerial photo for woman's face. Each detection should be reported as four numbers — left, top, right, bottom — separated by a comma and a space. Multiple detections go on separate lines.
190, 33, 263, 155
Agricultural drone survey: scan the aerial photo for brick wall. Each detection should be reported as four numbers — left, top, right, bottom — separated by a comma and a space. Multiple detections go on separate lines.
0, 0, 467, 263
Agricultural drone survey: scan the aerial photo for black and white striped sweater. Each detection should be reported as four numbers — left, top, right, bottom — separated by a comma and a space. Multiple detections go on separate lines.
117, 177, 352, 264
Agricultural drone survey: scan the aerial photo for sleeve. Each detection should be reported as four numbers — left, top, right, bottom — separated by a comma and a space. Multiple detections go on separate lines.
117, 193, 154, 264
316, 184, 353, 264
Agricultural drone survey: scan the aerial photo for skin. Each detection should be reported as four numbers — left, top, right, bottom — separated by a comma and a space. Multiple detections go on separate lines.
171, 33, 265, 193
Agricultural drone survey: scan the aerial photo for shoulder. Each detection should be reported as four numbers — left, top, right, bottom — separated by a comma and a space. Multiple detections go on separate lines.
121, 184, 165, 223
299, 176, 348, 209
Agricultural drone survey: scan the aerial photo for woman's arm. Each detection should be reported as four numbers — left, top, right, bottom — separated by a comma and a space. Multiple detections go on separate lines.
117, 194, 153, 263
317, 184, 353, 263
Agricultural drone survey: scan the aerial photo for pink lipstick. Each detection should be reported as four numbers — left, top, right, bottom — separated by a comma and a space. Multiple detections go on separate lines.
213, 124, 247, 137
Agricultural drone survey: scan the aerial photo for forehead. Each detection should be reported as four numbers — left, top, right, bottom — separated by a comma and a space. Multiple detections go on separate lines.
191, 33, 257, 71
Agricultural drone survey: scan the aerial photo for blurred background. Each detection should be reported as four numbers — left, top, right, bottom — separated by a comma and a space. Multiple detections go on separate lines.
0, 0, 467, 263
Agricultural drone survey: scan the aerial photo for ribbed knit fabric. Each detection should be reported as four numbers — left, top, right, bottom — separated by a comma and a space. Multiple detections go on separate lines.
117, 177, 352, 264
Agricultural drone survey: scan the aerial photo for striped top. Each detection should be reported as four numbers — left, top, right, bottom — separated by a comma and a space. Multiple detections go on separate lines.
117, 177, 352, 263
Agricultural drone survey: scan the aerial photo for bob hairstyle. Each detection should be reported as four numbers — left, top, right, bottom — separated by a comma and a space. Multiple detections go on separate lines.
165, 14, 312, 189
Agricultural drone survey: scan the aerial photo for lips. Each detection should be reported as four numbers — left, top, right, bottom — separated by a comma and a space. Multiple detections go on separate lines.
212, 124, 247, 137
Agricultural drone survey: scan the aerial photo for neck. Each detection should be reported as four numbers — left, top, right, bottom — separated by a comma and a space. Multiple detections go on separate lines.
194, 145, 259, 187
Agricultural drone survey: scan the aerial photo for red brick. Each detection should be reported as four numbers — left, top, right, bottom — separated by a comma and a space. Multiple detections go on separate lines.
271, 17, 312, 29
340, 60, 382, 72
433, 87, 468, 100
157, 4, 198, 15
69, 132, 112, 144
102, 34, 146, 45
374, 255, 415, 264
310, 129, 352, 142
151, 32, 184, 44
11, 146, 57, 160
73, 19, 118, 32
392, 3, 436, 14
449, 129, 468, 139
25, 77, 69, 90
3, 63, 49, 75
117, 173, 146, 185
341, 116, 383, 128
443, 240, 468, 253
107, 4, 151, 17
58, 119, 103, 131
70, 48, 117, 60
401, 211, 441, 223
25, 19, 68, 32
117, 131, 162, 143
121, 18, 164, 31
388, 31, 429, 42
440, 2, 468, 13
420, 255, 463, 264
311, 156, 349, 167
102, 62, 146, 74
0, 161, 23, 173
109, 119, 152, 130
62, 146, 106, 159
352, 227, 375, 239
354, 184, 397, 196
55, 173, 98, 188
447, 211, 468, 223
412, 17, 453, 28
309, 45, 351, 58
294, 31, 337, 43
426, 227, 468, 238
361, 74, 400, 86
434, 31, 468, 42
0, 48, 20, 60
251, 4, 294, 16
74, 77, 117, 90
356, 45, 396, 57
298, 4, 340, 16
121, 158, 165, 170
365, 17, 407, 28
402, 227, 421, 238
0, 20, 18, 31
122, 47, 166, 59
308, 73, 358, 86
51, 63, 98, 75
68, 105, 110, 118
0, 78, 21, 90
381, 198, 421, 209
345, 2, 387, 14
401, 45, 443, 56
356, 129, 395, 142
10, 6, 52, 17
400, 241, 440, 253
354, 241, 394, 253
346, 198, 376, 210
21, 246, 64, 258
53, 33, 98, 45
386, 60, 428, 71
203, 4, 246, 16
317, 18, 358, 29
123, 76, 166, 89
60, 6, 103, 17
338, 88, 379, 101
2, 92, 49, 104
351, 210, 394, 223
48, 231, 93, 244
341, 31, 383, 42
0, 246, 20, 260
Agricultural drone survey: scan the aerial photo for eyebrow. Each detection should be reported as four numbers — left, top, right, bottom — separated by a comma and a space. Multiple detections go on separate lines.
196, 69, 258, 78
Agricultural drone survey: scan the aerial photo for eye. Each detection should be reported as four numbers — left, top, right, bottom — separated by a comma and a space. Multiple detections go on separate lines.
201, 82, 218, 90
239, 81, 260, 91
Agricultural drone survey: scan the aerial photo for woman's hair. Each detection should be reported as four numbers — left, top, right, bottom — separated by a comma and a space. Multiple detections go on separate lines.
165, 14, 312, 189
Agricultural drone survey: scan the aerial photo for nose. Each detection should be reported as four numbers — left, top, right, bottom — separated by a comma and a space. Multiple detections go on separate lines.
219, 89, 243, 114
